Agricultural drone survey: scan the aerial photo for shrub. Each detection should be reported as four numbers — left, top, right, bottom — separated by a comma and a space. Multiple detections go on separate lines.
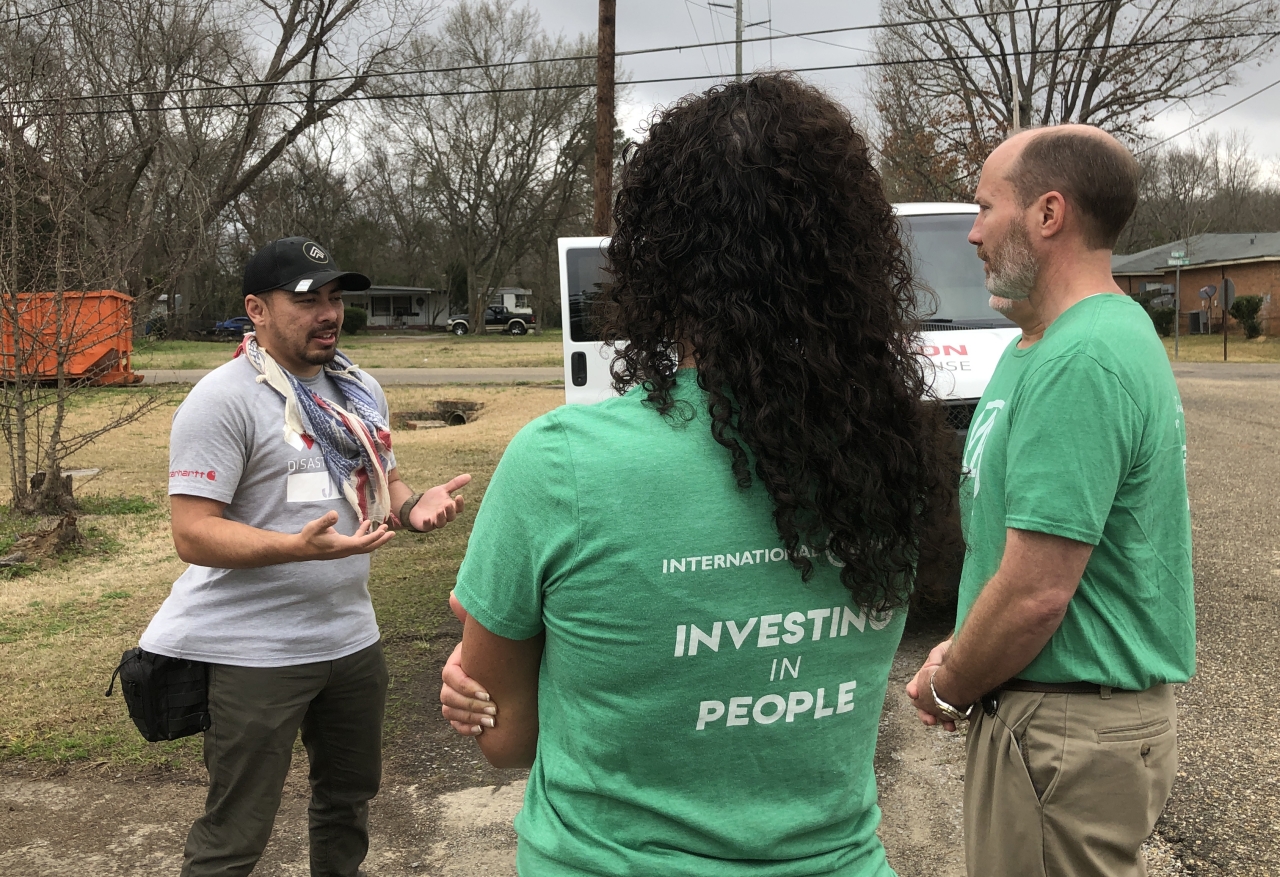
343, 306, 367, 335
1229, 295, 1264, 339
1147, 307, 1175, 337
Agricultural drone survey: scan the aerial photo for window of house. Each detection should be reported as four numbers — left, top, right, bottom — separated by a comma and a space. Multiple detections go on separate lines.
371, 297, 391, 316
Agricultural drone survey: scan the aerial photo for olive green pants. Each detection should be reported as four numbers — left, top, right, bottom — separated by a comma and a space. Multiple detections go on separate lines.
180, 641, 388, 877
964, 684, 1178, 877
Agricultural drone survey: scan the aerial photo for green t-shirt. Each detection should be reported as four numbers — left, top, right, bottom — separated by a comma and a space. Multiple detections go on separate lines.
955, 293, 1195, 690
454, 370, 905, 877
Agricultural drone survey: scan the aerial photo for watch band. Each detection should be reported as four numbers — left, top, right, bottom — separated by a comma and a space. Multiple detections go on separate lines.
930, 670, 973, 722
399, 492, 425, 532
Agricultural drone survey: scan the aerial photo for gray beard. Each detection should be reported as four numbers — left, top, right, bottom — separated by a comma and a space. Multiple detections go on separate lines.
984, 228, 1038, 301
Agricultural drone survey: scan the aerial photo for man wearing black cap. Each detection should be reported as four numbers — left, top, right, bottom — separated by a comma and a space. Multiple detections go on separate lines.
140, 237, 470, 877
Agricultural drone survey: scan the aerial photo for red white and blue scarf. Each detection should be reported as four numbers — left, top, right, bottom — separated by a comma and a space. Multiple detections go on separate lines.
236, 333, 393, 523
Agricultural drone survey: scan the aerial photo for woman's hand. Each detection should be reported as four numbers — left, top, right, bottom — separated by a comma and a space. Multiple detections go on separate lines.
440, 590, 496, 736
441, 640, 496, 735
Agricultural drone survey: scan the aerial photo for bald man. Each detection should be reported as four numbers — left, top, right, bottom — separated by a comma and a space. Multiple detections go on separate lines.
906, 126, 1194, 877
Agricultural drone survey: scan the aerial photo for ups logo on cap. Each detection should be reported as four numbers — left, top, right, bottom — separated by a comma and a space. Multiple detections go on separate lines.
303, 242, 330, 263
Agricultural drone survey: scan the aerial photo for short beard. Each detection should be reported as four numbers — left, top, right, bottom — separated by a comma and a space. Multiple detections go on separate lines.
301, 346, 338, 366
988, 295, 1016, 314
983, 221, 1038, 301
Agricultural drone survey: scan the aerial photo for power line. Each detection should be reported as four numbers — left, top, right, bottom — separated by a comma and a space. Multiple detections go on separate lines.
17, 29, 1280, 120
0, 0, 81, 24
693, 0, 869, 55
682, 0, 716, 77
1138, 75, 1280, 154
2, 0, 1131, 108
645, 0, 1110, 59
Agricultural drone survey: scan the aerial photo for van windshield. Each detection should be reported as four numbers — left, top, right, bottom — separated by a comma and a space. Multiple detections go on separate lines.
564, 212, 1010, 341
900, 213, 1013, 327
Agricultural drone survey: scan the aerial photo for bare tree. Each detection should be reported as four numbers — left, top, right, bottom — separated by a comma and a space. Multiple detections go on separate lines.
0, 86, 167, 515
1120, 132, 1280, 253
0, 0, 430, 328
377, 0, 596, 333
872, 0, 1280, 196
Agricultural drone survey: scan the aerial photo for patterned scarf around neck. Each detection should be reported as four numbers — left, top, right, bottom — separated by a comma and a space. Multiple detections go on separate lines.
236, 332, 393, 524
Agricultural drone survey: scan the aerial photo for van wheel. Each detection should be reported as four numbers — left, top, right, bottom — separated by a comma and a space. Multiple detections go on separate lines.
451, 322, 468, 336
508, 321, 527, 336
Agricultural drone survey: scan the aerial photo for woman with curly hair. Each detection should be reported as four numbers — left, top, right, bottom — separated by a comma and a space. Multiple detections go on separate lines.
440, 73, 957, 876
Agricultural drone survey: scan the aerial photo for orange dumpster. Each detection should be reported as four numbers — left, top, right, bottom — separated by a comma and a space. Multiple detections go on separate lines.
1, 290, 144, 385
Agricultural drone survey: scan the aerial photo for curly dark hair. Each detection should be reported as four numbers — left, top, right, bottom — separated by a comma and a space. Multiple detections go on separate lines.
601, 73, 959, 610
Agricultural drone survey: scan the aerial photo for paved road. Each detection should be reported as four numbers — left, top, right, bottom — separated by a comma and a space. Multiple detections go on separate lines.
141, 367, 564, 385
1155, 366, 1280, 875
1171, 362, 1280, 380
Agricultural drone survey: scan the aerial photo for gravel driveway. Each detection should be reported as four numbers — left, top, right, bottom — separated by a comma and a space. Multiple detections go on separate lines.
1155, 363, 1280, 875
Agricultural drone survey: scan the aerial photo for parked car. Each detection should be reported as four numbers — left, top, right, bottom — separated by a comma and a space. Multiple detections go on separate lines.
211, 316, 253, 338
558, 203, 1018, 437
446, 306, 535, 336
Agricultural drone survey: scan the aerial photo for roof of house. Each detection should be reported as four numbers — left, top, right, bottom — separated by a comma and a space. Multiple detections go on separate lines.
1112, 233, 1280, 275
342, 285, 444, 295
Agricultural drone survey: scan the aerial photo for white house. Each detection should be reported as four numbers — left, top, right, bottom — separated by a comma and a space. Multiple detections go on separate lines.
342, 286, 450, 329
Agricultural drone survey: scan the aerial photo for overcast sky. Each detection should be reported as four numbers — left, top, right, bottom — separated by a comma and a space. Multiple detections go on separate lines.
526, 0, 1280, 178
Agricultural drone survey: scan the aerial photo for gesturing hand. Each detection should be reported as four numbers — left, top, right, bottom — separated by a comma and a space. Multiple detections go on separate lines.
408, 473, 472, 532
295, 511, 395, 560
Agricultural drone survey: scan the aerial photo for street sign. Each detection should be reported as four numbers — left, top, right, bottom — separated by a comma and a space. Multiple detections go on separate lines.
1223, 277, 1236, 310
1170, 249, 1186, 259
1167, 256, 1192, 266
1199, 284, 1217, 300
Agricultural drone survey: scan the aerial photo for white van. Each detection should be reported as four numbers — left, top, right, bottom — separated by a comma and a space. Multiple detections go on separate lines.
558, 203, 1019, 434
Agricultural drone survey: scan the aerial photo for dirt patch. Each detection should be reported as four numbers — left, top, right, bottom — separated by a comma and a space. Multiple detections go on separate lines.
0, 619, 1186, 876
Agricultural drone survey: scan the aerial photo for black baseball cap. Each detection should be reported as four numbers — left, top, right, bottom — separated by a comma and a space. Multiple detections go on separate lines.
242, 237, 371, 297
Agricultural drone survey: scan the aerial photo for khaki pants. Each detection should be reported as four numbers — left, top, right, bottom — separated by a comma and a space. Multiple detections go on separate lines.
181, 641, 388, 877
964, 684, 1177, 877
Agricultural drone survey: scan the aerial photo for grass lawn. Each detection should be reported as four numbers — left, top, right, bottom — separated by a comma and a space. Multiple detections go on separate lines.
132, 330, 563, 371
0, 384, 562, 769
1161, 332, 1280, 363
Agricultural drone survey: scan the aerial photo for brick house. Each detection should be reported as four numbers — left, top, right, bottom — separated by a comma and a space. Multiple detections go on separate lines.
1111, 233, 1280, 335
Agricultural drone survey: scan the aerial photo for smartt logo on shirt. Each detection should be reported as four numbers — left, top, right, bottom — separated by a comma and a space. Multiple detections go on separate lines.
170, 469, 216, 481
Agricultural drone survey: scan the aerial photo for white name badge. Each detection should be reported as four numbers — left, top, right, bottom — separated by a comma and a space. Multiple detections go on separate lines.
287, 471, 337, 503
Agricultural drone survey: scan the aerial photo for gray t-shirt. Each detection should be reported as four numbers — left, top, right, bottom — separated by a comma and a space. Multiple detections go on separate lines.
140, 355, 396, 667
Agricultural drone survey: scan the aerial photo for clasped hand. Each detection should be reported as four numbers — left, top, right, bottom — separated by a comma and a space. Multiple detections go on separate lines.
905, 636, 960, 732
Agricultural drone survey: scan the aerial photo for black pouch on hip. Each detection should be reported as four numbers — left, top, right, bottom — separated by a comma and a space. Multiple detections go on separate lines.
105, 648, 211, 742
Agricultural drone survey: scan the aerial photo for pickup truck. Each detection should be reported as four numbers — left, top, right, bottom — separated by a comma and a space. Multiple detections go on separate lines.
211, 316, 253, 338
446, 306, 535, 336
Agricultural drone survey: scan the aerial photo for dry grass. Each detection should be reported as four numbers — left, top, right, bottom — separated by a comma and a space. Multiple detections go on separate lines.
1162, 333, 1280, 363
0, 384, 562, 766
132, 332, 563, 371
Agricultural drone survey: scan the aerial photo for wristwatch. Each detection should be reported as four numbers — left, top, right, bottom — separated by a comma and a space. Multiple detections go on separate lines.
930, 670, 973, 722
399, 492, 426, 532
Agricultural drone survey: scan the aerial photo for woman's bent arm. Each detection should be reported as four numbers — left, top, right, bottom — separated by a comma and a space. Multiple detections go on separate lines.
460, 615, 544, 769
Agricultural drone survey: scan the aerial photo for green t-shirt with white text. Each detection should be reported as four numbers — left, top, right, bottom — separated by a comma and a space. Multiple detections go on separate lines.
454, 370, 905, 877
955, 293, 1195, 690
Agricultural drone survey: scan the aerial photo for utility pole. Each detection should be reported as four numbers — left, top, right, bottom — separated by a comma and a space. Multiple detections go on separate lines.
593, 0, 616, 236
735, 0, 743, 80
1168, 244, 1189, 360
709, 1, 745, 79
